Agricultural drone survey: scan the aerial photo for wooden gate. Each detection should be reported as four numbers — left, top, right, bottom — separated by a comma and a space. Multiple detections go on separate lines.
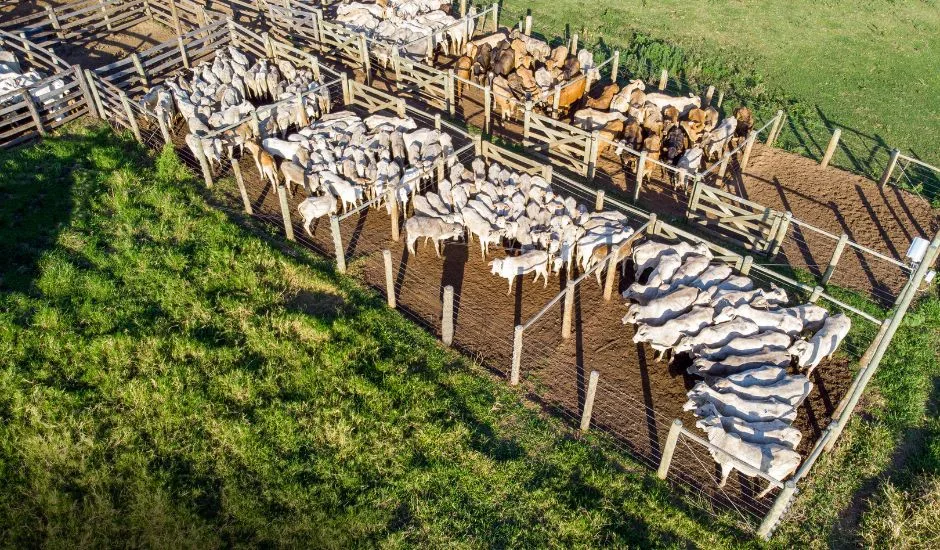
523, 109, 595, 178
392, 54, 451, 112
687, 182, 788, 255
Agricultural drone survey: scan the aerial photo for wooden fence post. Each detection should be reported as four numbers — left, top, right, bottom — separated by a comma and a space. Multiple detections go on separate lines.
522, 100, 532, 140
99, 0, 113, 31
84, 69, 106, 118
230, 159, 253, 215
19, 33, 34, 64
157, 114, 172, 144
658, 69, 668, 91
820, 128, 841, 168
766, 110, 784, 146
569, 33, 578, 53
740, 130, 757, 170
442, 285, 455, 346
595, 189, 605, 211
329, 215, 346, 273
524, 14, 532, 36
177, 37, 190, 69
446, 69, 455, 115
473, 134, 482, 156
46, 6, 63, 39
809, 285, 824, 303
119, 92, 142, 143
72, 65, 96, 117
579, 370, 600, 431
656, 419, 682, 479
879, 149, 900, 189
169, 0, 183, 36
459, 0, 467, 18
21, 90, 46, 137
490, 2, 499, 33
704, 85, 715, 106
510, 325, 523, 385
276, 184, 295, 241
774, 211, 792, 256
686, 175, 703, 219
740, 255, 753, 276
716, 90, 724, 108
388, 189, 400, 241
611, 50, 620, 84
562, 284, 575, 339
647, 213, 658, 235
131, 53, 149, 88
542, 164, 553, 182
757, 481, 797, 540
483, 87, 492, 134
587, 130, 599, 180
821, 233, 849, 285
358, 34, 371, 84
340, 73, 351, 104
190, 137, 214, 188
633, 151, 647, 203
603, 246, 618, 301
717, 153, 730, 179
383, 250, 396, 308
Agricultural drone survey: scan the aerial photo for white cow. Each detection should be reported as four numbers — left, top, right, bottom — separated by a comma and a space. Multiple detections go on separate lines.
623, 286, 714, 326
489, 250, 550, 293
700, 424, 802, 498
694, 331, 793, 361
632, 305, 714, 358
696, 414, 802, 450
685, 382, 798, 424
713, 304, 804, 337
789, 314, 851, 375
689, 348, 793, 377
675, 317, 760, 354
710, 375, 813, 406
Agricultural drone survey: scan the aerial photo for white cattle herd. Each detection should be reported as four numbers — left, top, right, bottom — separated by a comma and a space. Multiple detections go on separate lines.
140, 46, 332, 170
0, 48, 66, 108
335, 0, 476, 65
623, 239, 851, 496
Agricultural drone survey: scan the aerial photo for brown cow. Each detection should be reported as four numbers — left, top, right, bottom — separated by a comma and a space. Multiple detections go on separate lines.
491, 75, 517, 121
562, 55, 581, 80
585, 83, 620, 110
596, 119, 625, 157
491, 48, 515, 77
686, 107, 707, 135
455, 55, 473, 98
554, 77, 586, 117
732, 105, 753, 148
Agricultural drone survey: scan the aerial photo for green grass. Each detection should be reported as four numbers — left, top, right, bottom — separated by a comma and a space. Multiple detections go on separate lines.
500, 0, 940, 184
1, 123, 937, 546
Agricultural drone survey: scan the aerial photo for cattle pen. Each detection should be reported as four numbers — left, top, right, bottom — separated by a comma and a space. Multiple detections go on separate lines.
2, 1, 938, 541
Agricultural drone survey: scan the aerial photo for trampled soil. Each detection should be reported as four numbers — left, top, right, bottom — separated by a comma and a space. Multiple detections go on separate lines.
51, 18, 176, 69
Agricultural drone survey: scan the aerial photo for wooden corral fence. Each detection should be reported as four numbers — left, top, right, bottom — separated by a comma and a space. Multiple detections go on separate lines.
686, 182, 789, 255
0, 0, 154, 48
0, 30, 93, 149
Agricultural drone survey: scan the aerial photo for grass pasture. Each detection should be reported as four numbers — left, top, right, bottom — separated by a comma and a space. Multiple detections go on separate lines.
500, 0, 940, 187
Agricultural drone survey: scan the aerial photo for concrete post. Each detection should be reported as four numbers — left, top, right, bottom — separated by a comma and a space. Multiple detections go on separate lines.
657, 419, 682, 479
230, 158, 253, 215
383, 250, 396, 308
442, 285, 454, 346
579, 370, 600, 431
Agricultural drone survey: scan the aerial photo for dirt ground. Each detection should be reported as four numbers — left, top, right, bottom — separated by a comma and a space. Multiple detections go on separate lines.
0, 2, 176, 69
51, 18, 176, 69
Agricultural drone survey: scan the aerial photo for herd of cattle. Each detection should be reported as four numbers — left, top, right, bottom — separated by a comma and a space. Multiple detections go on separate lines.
573, 80, 753, 188
454, 28, 601, 116
623, 239, 851, 494
124, 6, 861, 493
0, 47, 65, 108
138, 46, 333, 173
335, 0, 477, 65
